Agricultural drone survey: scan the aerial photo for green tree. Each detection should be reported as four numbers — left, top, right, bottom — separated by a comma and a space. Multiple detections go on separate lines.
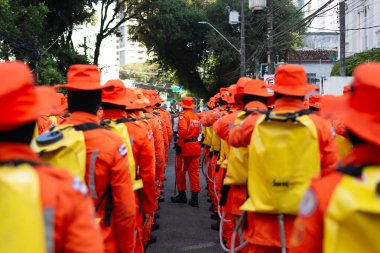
331, 49, 380, 76
131, 0, 303, 97
0, 0, 94, 84
131, 0, 210, 96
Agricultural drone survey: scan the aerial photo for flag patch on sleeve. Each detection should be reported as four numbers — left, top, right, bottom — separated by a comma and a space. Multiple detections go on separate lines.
118, 143, 128, 157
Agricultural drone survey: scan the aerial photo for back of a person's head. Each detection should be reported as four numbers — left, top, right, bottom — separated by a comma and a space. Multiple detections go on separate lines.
68, 90, 102, 115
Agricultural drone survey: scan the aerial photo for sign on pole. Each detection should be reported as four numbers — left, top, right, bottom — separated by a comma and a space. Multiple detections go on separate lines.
264, 74, 275, 94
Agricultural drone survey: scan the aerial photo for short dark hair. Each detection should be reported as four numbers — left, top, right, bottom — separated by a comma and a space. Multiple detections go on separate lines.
0, 121, 36, 144
68, 90, 102, 115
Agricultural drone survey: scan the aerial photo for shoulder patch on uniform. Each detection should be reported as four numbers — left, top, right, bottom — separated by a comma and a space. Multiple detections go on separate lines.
331, 127, 336, 137
118, 143, 128, 157
299, 189, 317, 216
179, 116, 184, 120
72, 177, 88, 195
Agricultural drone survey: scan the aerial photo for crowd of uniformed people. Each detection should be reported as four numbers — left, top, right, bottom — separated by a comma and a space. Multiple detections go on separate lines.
0, 62, 173, 253
199, 62, 380, 253
1, 59, 380, 253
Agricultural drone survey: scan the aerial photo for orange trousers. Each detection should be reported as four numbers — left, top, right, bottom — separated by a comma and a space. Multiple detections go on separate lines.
176, 155, 201, 192
142, 215, 154, 246
244, 245, 284, 253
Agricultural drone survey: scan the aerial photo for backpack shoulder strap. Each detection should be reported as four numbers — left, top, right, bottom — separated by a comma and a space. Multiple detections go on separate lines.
115, 117, 137, 124
73, 122, 103, 131
0, 160, 41, 167
337, 164, 365, 178
264, 109, 313, 122
95, 184, 113, 227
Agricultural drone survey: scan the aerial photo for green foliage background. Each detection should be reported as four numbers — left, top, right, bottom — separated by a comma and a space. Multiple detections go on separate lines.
331, 49, 380, 76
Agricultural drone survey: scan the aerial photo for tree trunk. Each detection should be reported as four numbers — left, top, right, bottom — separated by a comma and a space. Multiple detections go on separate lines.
93, 34, 103, 65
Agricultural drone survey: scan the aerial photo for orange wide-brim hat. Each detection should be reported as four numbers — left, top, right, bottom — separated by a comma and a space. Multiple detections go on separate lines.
56, 64, 103, 91
0, 61, 60, 131
207, 97, 216, 108
179, 96, 196, 108
102, 79, 131, 106
269, 64, 317, 96
321, 62, 380, 146
133, 88, 151, 109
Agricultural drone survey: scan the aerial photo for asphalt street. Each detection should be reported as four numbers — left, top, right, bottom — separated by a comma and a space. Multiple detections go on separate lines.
148, 146, 224, 253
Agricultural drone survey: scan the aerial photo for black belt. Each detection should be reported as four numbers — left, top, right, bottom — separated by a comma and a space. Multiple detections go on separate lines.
184, 138, 198, 143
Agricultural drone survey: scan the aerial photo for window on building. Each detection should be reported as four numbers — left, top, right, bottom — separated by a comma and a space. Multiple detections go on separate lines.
307, 73, 318, 85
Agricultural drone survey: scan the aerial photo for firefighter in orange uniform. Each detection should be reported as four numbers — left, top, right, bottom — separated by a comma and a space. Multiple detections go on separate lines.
101, 80, 157, 252
0, 61, 104, 253
171, 97, 201, 207
290, 63, 380, 253
36, 93, 67, 135
229, 65, 338, 253
59, 65, 136, 253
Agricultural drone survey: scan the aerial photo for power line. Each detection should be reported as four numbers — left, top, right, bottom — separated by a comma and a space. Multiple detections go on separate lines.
308, 24, 380, 31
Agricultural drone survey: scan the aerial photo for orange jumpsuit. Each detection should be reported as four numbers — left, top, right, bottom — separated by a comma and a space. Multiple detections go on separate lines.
289, 144, 380, 253
143, 108, 166, 184
155, 107, 173, 161
102, 109, 156, 251
229, 98, 339, 253
177, 109, 201, 192
0, 143, 104, 253
213, 109, 239, 247
64, 112, 136, 253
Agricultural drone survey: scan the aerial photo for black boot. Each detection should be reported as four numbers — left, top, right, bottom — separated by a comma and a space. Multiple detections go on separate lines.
151, 221, 160, 231
210, 212, 219, 220
171, 191, 187, 203
188, 192, 199, 207
211, 220, 220, 231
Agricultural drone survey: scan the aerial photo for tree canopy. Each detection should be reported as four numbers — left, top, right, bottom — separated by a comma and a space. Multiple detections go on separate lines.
0, 0, 95, 84
131, 0, 303, 97
331, 49, 380, 76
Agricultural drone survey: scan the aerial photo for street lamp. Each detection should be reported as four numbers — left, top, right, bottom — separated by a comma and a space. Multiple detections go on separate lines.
198, 21, 240, 54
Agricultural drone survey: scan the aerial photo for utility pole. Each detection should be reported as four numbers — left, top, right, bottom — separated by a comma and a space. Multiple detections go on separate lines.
267, 0, 274, 74
84, 37, 87, 59
339, 0, 346, 76
240, 0, 246, 76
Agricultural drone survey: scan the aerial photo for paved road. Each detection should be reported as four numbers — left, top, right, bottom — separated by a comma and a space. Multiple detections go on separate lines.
148, 147, 224, 253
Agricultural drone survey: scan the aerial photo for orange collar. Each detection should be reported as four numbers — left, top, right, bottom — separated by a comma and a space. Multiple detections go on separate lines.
102, 109, 127, 120
341, 144, 380, 167
273, 97, 304, 112
64, 111, 100, 125
0, 143, 41, 163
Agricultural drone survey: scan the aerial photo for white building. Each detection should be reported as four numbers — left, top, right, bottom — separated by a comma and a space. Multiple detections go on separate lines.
117, 20, 149, 65
293, 0, 339, 33
72, 4, 119, 83
345, 0, 380, 56
72, 4, 149, 83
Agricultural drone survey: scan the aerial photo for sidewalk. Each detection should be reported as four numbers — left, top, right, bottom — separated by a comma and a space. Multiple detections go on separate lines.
148, 147, 223, 253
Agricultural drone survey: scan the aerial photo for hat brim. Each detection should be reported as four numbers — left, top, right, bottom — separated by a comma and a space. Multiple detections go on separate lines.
55, 83, 104, 91
179, 102, 195, 108
269, 84, 317, 96
321, 94, 380, 146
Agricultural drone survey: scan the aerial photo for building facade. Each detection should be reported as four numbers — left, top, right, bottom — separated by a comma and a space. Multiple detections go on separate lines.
345, 0, 380, 56
117, 20, 149, 65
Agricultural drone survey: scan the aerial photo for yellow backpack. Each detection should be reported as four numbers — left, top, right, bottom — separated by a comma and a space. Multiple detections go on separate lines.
203, 126, 213, 147
0, 162, 46, 253
336, 134, 352, 159
224, 111, 249, 186
241, 111, 321, 214
32, 123, 102, 181
101, 118, 143, 191
324, 166, 380, 253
